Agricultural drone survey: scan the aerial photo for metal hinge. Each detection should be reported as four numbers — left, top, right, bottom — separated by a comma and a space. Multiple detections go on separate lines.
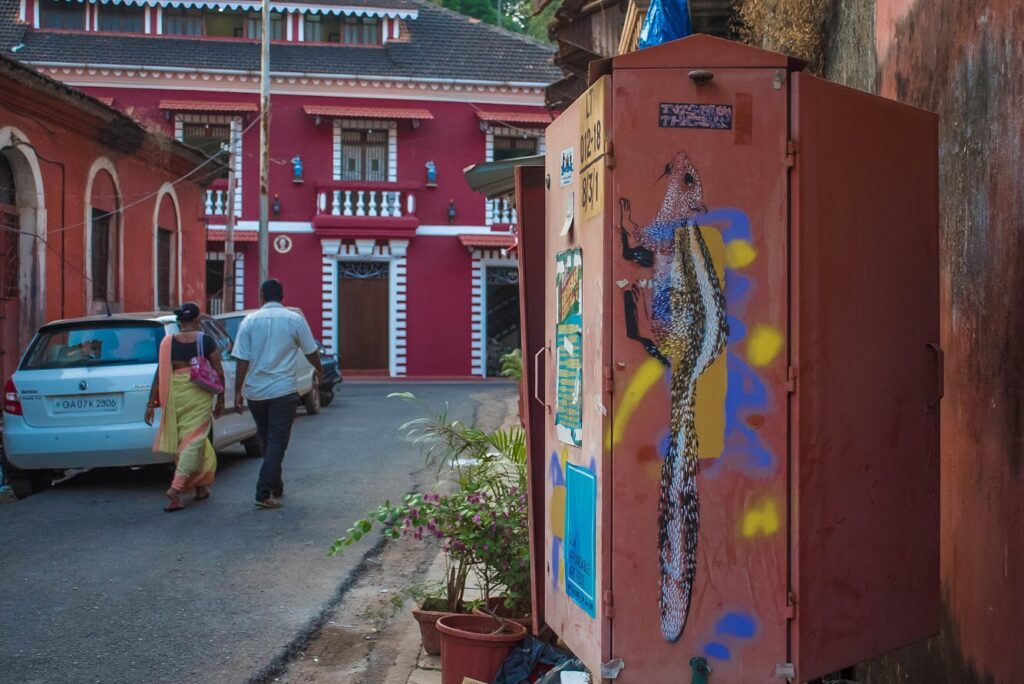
784, 140, 797, 168
604, 139, 616, 169
786, 366, 797, 393
603, 365, 615, 395
601, 658, 625, 679
783, 590, 797, 619
603, 590, 614, 619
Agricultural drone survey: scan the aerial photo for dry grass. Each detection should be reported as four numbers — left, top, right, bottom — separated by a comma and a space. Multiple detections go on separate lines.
733, 0, 833, 73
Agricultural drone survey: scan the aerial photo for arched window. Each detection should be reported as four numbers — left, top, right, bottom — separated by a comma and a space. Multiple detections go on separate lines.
86, 160, 122, 312
154, 188, 180, 309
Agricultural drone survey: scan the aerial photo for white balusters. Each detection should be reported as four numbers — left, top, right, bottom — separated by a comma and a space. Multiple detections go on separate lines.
489, 197, 514, 225
316, 186, 413, 219
205, 189, 228, 216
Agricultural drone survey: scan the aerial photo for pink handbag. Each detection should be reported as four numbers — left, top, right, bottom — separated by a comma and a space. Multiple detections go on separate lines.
190, 332, 224, 394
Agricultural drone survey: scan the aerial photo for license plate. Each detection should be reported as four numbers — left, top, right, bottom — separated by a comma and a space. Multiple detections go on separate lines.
52, 395, 121, 413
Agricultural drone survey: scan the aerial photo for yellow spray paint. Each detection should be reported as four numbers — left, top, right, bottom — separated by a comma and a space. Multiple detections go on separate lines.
747, 324, 783, 367
741, 499, 780, 537
606, 357, 665, 449
725, 238, 757, 270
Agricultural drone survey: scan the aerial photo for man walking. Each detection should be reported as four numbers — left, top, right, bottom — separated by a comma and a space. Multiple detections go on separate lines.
233, 279, 322, 509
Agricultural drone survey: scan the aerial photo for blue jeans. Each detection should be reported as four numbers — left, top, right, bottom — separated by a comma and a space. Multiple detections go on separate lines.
249, 393, 299, 501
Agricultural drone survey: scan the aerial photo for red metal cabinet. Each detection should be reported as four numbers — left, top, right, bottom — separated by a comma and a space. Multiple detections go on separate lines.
531, 35, 939, 683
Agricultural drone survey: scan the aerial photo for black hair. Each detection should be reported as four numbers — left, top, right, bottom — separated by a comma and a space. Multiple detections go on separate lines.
174, 302, 201, 322
261, 278, 284, 303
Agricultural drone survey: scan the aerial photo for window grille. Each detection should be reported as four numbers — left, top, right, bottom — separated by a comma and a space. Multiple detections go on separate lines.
487, 266, 519, 286
493, 136, 539, 162
39, 0, 84, 30
340, 129, 388, 182
98, 4, 144, 33
338, 262, 389, 279
163, 8, 203, 36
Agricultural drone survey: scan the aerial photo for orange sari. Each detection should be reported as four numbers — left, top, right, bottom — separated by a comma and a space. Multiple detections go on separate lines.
153, 336, 217, 492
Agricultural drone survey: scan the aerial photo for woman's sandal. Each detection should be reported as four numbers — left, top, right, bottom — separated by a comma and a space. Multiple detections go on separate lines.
195, 487, 210, 502
164, 489, 185, 513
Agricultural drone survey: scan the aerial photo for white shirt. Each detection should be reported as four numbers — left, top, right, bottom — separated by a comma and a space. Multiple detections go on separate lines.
232, 302, 318, 401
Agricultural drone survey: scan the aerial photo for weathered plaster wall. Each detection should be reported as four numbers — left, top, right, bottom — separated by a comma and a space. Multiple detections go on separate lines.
824, 1, 1024, 683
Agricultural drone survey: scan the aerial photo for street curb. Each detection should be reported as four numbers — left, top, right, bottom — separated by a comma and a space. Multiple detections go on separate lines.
247, 534, 391, 684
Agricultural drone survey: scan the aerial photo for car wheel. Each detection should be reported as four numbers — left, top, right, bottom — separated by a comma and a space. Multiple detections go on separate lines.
320, 388, 335, 407
2, 454, 50, 499
242, 435, 263, 458
303, 379, 321, 415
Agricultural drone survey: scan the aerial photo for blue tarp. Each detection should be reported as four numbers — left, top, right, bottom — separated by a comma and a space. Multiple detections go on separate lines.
638, 0, 692, 49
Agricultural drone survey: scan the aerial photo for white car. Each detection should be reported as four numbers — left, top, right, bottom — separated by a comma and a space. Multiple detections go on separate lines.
215, 308, 324, 415
1, 313, 259, 497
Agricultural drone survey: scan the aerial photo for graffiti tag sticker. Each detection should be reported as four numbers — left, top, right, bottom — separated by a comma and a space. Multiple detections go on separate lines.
555, 248, 583, 447
659, 103, 733, 129
565, 462, 597, 618
560, 147, 574, 187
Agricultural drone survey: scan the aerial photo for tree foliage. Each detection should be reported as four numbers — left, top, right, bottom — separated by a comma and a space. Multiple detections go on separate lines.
433, 0, 561, 43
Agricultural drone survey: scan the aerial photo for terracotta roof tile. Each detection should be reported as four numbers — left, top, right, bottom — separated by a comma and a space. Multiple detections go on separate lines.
475, 110, 553, 125
303, 104, 433, 120
459, 233, 515, 249
160, 99, 259, 112
208, 230, 260, 242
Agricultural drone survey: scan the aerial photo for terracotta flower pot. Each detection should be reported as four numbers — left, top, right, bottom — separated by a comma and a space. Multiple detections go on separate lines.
412, 603, 455, 656
436, 614, 527, 684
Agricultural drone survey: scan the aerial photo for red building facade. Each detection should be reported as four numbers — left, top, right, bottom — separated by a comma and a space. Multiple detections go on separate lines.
0, 53, 210, 385
2, 0, 560, 377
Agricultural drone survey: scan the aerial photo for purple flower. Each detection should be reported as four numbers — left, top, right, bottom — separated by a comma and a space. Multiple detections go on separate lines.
473, 514, 482, 524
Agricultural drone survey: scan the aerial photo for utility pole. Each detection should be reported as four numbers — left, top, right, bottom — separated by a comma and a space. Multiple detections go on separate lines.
222, 141, 237, 313
258, 0, 271, 285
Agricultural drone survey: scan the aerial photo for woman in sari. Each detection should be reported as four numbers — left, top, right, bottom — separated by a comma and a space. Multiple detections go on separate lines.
144, 302, 226, 512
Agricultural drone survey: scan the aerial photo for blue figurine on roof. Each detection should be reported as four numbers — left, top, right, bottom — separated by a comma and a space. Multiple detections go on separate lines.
425, 160, 437, 186
291, 155, 303, 183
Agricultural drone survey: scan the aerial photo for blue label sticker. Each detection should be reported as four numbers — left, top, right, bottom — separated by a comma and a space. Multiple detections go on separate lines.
565, 462, 597, 618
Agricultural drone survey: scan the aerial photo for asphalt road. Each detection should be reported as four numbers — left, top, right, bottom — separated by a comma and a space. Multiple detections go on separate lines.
0, 382, 512, 684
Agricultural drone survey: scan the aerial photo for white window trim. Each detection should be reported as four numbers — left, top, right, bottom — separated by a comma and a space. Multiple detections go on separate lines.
84, 156, 124, 314
484, 125, 544, 225
152, 183, 182, 309
320, 238, 408, 376
206, 251, 245, 312
471, 250, 517, 377
332, 119, 398, 183
175, 113, 242, 217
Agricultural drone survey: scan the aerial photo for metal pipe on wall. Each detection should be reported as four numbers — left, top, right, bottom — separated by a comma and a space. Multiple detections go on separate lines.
257, 0, 270, 285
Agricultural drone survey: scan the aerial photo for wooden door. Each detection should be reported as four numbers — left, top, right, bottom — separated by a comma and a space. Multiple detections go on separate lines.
0, 205, 19, 385
338, 261, 389, 371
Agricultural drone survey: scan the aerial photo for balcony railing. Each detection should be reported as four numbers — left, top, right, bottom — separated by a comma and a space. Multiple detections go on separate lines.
205, 179, 230, 217
313, 180, 420, 234
488, 197, 517, 226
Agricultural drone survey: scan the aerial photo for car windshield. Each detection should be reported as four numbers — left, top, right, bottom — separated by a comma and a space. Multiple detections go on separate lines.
220, 316, 243, 341
21, 323, 166, 370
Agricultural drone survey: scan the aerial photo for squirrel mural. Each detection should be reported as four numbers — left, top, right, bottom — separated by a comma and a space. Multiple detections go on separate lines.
620, 151, 729, 642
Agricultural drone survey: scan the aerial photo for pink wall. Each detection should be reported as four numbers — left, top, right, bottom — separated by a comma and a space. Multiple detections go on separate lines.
81, 87, 519, 228
404, 236, 473, 376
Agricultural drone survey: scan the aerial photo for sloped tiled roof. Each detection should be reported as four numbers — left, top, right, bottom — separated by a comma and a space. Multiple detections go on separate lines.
4, 1, 561, 84
0, 0, 26, 52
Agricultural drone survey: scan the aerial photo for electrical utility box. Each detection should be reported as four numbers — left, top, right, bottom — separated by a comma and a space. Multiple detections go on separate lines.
532, 34, 939, 683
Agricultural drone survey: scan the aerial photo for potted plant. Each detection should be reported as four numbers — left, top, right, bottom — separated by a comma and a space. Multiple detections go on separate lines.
330, 393, 533, 655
